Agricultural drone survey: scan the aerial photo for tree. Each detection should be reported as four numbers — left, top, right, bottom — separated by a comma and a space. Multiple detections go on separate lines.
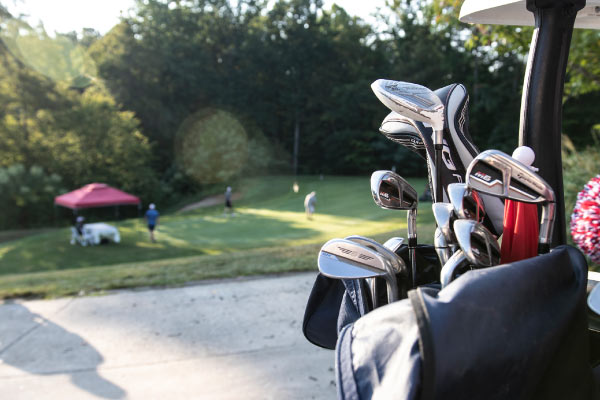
0, 164, 64, 228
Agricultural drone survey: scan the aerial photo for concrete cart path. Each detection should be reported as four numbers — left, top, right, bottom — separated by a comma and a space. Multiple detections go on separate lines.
0, 272, 336, 399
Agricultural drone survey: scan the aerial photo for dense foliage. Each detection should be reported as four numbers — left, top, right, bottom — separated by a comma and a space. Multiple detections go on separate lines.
0, 0, 597, 228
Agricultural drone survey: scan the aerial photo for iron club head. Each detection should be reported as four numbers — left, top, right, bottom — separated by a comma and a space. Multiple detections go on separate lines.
453, 219, 500, 267
466, 149, 556, 253
447, 183, 486, 222
440, 249, 470, 288
432, 202, 456, 244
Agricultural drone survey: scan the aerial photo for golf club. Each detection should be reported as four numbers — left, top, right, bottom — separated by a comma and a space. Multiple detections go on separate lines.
434, 227, 453, 266
466, 150, 556, 254
383, 236, 405, 253
440, 249, 471, 288
370, 170, 419, 288
432, 202, 456, 244
345, 235, 408, 307
371, 79, 445, 202
379, 111, 427, 160
447, 183, 486, 222
454, 219, 500, 267
318, 238, 399, 304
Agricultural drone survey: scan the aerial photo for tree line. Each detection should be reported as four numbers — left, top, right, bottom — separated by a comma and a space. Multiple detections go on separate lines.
0, 0, 597, 229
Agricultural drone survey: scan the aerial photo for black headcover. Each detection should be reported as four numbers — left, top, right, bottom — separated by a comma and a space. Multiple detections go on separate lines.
379, 83, 504, 235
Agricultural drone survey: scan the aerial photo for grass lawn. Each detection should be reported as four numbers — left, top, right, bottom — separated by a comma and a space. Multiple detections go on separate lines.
0, 175, 437, 299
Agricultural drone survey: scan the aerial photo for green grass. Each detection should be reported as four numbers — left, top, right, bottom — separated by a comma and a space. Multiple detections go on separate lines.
0, 175, 436, 299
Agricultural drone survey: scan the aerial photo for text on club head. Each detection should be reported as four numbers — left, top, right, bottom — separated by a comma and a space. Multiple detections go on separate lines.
474, 171, 492, 182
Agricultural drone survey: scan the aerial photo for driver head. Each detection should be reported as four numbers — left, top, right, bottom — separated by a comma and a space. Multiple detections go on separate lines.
453, 219, 500, 267
371, 79, 445, 131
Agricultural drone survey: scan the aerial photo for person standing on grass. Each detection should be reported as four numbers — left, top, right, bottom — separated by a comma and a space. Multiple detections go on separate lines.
75, 216, 85, 236
304, 191, 317, 220
145, 203, 159, 242
224, 186, 235, 216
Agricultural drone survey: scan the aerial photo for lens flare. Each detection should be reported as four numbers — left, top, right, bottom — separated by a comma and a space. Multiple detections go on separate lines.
175, 109, 248, 184
0, 19, 97, 87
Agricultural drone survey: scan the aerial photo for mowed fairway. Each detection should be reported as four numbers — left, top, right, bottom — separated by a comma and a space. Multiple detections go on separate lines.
0, 175, 436, 298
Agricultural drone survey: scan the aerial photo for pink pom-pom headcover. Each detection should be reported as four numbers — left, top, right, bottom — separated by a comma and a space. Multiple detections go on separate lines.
571, 175, 600, 263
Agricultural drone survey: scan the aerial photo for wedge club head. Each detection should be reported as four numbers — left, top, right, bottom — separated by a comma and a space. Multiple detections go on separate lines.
346, 235, 408, 303
319, 238, 399, 303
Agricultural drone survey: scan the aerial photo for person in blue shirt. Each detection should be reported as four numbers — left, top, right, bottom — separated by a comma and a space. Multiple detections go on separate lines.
145, 203, 159, 242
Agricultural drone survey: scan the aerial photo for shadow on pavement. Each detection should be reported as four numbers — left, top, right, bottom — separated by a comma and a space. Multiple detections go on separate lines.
0, 302, 126, 399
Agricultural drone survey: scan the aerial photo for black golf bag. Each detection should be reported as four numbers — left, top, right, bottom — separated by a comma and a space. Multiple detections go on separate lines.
303, 245, 600, 399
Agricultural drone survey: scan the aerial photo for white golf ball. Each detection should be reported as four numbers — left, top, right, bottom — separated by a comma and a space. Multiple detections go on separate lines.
512, 146, 535, 166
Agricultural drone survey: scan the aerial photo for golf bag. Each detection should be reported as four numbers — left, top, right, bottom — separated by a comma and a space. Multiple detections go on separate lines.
303, 244, 441, 350
380, 83, 505, 236
334, 246, 598, 400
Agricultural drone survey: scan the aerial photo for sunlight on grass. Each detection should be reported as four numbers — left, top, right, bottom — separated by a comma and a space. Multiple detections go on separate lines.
0, 243, 15, 259
0, 176, 434, 298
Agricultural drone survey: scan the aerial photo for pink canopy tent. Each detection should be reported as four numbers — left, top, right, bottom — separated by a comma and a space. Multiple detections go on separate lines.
54, 183, 140, 210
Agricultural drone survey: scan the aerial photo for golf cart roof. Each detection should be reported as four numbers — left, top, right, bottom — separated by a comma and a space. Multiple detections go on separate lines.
459, 0, 600, 29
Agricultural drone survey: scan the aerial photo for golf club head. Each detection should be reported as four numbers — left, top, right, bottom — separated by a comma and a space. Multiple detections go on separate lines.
447, 183, 486, 222
453, 219, 500, 267
383, 236, 405, 252
345, 235, 408, 277
371, 79, 445, 131
319, 238, 400, 304
432, 202, 456, 243
379, 111, 427, 160
440, 249, 470, 288
371, 170, 419, 251
318, 238, 390, 279
371, 170, 418, 211
434, 227, 453, 266
466, 149, 556, 252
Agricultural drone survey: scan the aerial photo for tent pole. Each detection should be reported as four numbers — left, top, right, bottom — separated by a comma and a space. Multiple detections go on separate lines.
519, 0, 585, 247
